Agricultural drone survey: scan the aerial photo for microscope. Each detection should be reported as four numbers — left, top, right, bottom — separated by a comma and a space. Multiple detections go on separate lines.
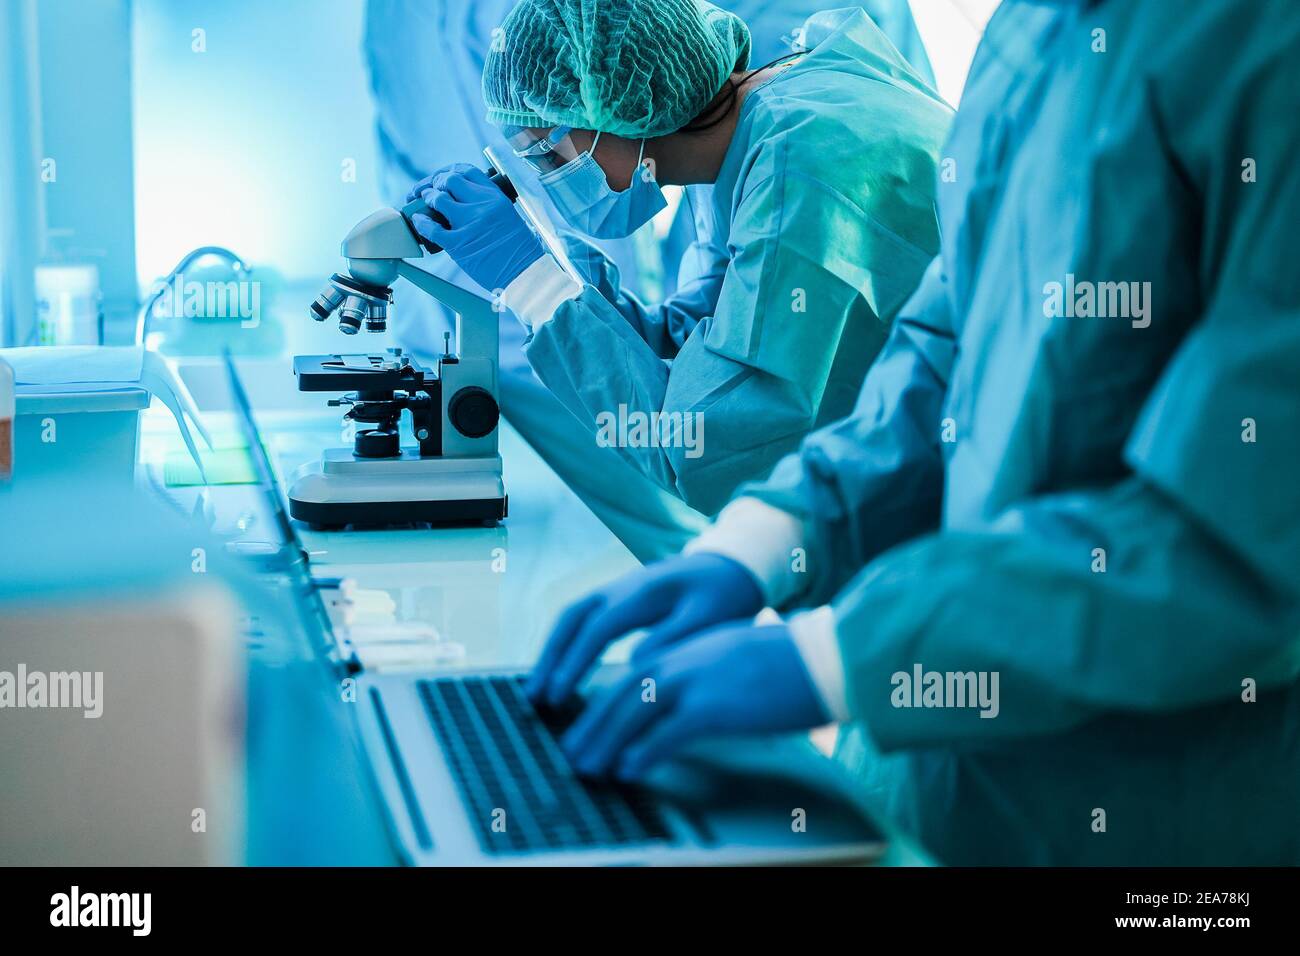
288, 169, 515, 528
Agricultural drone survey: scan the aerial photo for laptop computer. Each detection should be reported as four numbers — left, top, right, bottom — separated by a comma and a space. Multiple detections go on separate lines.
225, 354, 886, 866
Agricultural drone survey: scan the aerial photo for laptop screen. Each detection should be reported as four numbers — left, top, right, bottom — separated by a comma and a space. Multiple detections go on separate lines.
222, 350, 339, 669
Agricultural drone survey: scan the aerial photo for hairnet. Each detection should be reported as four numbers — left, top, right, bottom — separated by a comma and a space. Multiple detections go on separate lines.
483, 0, 752, 138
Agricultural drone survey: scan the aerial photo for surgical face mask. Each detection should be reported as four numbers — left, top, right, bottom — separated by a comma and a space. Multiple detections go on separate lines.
536, 133, 667, 239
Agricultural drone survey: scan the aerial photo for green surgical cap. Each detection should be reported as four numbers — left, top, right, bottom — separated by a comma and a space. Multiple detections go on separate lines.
483, 0, 752, 138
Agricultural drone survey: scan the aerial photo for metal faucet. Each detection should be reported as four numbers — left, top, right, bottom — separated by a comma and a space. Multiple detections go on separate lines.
135, 245, 251, 345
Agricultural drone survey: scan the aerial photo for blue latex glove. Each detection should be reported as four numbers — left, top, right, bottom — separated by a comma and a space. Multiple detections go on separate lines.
406, 164, 544, 292
527, 553, 764, 708
561, 621, 830, 780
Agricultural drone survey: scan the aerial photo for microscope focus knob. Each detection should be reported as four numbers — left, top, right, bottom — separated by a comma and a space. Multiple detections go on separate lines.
448, 386, 500, 439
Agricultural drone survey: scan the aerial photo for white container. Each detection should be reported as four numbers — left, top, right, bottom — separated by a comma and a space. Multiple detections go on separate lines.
4, 387, 149, 489
0, 357, 12, 480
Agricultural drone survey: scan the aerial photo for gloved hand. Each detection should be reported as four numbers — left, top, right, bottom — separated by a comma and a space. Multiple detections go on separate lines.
406, 164, 544, 292
527, 553, 765, 708
560, 621, 831, 780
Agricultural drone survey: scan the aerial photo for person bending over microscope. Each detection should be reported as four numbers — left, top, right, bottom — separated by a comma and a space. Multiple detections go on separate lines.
407, 0, 952, 516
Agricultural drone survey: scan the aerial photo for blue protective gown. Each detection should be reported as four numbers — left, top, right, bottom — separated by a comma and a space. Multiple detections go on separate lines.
740, 0, 1300, 864
660, 0, 937, 299
525, 9, 952, 516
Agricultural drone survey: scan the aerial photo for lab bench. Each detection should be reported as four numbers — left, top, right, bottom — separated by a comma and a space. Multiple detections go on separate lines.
138, 358, 930, 866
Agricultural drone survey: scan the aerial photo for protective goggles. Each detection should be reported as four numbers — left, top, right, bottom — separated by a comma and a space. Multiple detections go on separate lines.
505, 125, 583, 174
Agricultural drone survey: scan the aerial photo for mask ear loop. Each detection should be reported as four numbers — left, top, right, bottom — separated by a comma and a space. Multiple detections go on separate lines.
636, 138, 656, 183
588, 132, 654, 186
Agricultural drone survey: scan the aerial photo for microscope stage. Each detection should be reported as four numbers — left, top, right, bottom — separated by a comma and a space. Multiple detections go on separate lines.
293, 353, 434, 392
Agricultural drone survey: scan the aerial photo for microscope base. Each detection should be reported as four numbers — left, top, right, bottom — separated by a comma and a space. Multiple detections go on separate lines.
288, 449, 507, 528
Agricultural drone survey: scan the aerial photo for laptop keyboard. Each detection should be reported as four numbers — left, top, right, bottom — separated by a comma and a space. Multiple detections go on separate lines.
417, 675, 673, 855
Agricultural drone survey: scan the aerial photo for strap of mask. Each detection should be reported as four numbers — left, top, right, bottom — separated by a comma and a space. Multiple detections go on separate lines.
588, 133, 652, 180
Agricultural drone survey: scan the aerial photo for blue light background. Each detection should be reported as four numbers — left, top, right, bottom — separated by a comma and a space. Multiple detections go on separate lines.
131, 0, 384, 287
